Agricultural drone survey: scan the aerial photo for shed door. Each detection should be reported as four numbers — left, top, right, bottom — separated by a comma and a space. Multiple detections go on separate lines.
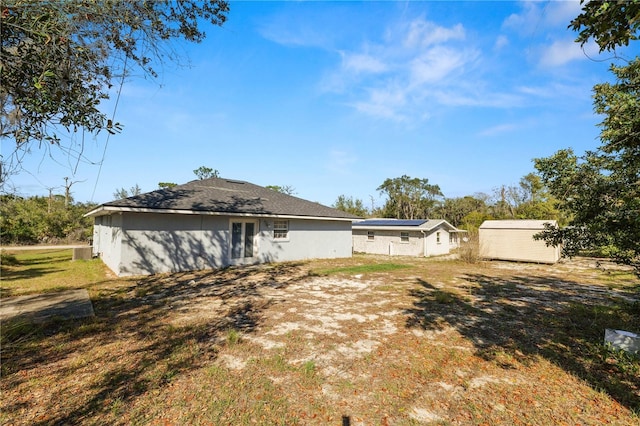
231, 221, 256, 259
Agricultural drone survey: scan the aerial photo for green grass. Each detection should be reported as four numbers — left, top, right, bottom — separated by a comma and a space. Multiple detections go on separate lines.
313, 262, 412, 276
0, 249, 108, 296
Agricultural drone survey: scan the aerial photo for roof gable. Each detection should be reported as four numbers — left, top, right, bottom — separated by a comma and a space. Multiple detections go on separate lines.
87, 177, 360, 220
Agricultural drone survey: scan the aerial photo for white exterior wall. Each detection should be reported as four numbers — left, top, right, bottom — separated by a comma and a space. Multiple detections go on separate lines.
424, 228, 451, 256
479, 225, 560, 264
92, 214, 123, 274
117, 213, 230, 276
353, 229, 423, 256
93, 212, 352, 276
260, 218, 353, 262
353, 225, 456, 257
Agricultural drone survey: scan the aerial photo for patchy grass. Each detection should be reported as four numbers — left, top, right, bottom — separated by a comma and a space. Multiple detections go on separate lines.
1, 252, 639, 424
312, 262, 412, 276
0, 249, 109, 297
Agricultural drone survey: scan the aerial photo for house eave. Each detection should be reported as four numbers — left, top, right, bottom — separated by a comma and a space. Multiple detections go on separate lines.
84, 205, 357, 222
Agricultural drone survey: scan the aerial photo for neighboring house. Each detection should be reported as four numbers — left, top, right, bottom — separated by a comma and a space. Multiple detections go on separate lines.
85, 177, 360, 276
479, 220, 561, 264
352, 219, 465, 257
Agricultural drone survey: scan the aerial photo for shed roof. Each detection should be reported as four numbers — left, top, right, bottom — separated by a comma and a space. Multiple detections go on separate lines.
85, 177, 360, 221
479, 220, 557, 230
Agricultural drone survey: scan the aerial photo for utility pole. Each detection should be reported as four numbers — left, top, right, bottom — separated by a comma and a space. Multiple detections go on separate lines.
45, 186, 57, 213
63, 177, 84, 207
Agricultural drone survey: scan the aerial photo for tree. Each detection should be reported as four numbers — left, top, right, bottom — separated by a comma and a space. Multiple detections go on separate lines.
570, 1, 640, 53
266, 185, 296, 195
333, 195, 368, 217
193, 166, 219, 180
158, 182, 178, 189
377, 175, 442, 219
1, 1, 229, 181
534, 1, 640, 274
436, 195, 487, 227
0, 193, 96, 244
487, 174, 562, 222
113, 184, 142, 200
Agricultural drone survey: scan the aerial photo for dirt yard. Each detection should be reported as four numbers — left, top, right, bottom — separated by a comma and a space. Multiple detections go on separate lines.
1, 254, 638, 424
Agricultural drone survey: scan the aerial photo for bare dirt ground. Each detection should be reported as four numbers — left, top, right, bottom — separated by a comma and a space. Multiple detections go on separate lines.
1, 255, 638, 424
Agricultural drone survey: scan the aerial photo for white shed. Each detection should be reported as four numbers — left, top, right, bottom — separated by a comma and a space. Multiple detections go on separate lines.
479, 220, 560, 264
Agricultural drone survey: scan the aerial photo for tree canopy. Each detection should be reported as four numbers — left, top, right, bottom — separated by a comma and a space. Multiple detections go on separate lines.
535, 1, 640, 274
377, 175, 443, 219
570, 0, 640, 52
193, 166, 220, 180
333, 195, 368, 218
266, 185, 296, 196
1, 0, 229, 181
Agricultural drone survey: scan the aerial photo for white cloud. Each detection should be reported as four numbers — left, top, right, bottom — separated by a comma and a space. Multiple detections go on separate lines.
327, 149, 357, 174
320, 17, 484, 121
351, 85, 408, 121
502, 0, 581, 35
341, 52, 388, 74
478, 123, 518, 137
494, 35, 509, 50
404, 20, 465, 47
409, 46, 468, 86
539, 38, 600, 67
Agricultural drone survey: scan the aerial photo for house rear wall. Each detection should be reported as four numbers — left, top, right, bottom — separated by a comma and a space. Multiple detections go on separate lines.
94, 212, 352, 276
353, 229, 423, 256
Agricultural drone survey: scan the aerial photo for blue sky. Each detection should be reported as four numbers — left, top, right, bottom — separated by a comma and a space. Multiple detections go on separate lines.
7, 1, 637, 209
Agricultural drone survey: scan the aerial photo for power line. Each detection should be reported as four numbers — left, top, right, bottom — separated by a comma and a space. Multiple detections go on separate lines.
90, 57, 128, 203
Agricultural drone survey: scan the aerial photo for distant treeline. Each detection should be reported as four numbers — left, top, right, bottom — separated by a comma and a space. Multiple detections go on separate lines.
1, 194, 97, 245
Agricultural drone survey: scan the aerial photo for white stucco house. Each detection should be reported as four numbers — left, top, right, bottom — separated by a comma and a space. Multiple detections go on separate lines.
479, 220, 561, 264
85, 177, 360, 276
352, 219, 466, 257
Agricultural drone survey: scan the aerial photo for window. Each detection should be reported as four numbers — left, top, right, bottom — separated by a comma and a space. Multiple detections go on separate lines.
274, 220, 289, 239
449, 233, 457, 244
436, 232, 441, 244
400, 232, 409, 242
367, 231, 375, 240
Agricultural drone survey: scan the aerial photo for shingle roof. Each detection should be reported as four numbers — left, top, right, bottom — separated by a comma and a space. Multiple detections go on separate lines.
87, 177, 360, 220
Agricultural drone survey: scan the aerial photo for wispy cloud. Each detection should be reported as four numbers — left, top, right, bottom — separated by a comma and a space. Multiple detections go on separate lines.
478, 123, 518, 137
340, 51, 388, 74
326, 149, 357, 174
502, 0, 581, 35
538, 38, 600, 67
318, 16, 494, 121
403, 20, 465, 47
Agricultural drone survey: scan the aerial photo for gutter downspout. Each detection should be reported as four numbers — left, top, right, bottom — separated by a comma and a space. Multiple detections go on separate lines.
421, 230, 427, 257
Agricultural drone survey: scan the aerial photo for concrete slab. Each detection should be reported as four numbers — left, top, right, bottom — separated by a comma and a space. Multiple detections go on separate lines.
0, 289, 94, 323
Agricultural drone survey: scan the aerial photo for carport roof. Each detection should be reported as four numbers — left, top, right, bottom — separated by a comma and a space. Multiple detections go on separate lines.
85, 177, 361, 221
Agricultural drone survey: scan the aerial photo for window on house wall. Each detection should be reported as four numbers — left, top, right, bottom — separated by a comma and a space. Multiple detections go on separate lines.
274, 220, 289, 239
400, 232, 409, 242
367, 231, 375, 240
436, 232, 441, 244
